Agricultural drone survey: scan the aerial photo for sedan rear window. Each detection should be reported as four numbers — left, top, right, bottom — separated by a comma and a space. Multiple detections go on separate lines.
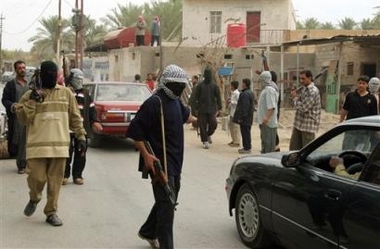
96, 84, 151, 101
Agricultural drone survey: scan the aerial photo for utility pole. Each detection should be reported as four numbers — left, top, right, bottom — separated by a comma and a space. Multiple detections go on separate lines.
79, 0, 84, 70
56, 0, 62, 67
72, 0, 84, 69
0, 14, 5, 73
74, 0, 79, 68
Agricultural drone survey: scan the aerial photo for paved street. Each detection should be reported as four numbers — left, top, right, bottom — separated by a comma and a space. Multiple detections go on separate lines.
0, 125, 256, 249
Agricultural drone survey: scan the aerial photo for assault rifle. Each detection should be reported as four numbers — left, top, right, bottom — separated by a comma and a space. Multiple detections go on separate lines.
29, 69, 45, 103
142, 141, 177, 206
61, 50, 69, 84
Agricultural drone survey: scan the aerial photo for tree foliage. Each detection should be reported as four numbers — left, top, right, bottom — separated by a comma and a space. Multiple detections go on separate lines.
103, 0, 182, 41
23, 2, 380, 55
337, 17, 357, 30
296, 13, 380, 30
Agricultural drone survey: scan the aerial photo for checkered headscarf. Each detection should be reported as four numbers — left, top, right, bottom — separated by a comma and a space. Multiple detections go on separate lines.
158, 64, 188, 99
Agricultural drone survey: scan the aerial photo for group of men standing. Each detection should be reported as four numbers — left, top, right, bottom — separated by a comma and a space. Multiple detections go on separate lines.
135, 15, 161, 47
189, 68, 282, 154
187, 67, 377, 155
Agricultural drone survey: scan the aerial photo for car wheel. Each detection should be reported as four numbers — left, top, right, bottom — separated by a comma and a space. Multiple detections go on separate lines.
88, 133, 102, 148
235, 183, 270, 248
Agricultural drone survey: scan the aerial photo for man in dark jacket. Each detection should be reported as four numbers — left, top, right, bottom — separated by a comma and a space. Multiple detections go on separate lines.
1, 60, 29, 173
63, 68, 102, 185
193, 67, 222, 149
233, 78, 255, 154
127, 64, 196, 249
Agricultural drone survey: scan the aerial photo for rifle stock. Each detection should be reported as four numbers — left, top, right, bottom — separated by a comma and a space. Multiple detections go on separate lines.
62, 51, 69, 84
142, 141, 176, 205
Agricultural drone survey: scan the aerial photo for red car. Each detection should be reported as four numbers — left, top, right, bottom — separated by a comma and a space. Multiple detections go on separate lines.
83, 82, 151, 147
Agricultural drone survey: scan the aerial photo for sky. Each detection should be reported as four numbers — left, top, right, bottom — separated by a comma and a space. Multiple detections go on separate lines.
1, 0, 379, 51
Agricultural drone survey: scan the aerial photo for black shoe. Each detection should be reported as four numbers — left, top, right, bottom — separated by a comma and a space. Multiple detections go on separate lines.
17, 169, 25, 174
138, 232, 159, 249
207, 136, 212, 144
24, 200, 38, 217
46, 214, 63, 226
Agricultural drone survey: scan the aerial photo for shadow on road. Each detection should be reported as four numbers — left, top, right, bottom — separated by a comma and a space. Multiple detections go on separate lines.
89, 136, 136, 152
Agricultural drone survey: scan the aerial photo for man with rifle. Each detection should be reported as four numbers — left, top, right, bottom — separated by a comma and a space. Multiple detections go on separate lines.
127, 64, 196, 249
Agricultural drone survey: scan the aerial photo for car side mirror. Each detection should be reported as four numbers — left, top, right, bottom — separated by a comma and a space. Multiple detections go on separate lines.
282, 152, 301, 168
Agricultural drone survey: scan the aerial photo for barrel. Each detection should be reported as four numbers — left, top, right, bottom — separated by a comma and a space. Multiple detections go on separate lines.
226, 23, 246, 48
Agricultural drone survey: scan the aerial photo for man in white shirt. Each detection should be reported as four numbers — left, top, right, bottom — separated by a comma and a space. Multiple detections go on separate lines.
228, 81, 240, 147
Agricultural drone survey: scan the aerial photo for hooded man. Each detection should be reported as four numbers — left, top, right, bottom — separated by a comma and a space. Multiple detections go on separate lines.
127, 64, 196, 249
368, 77, 380, 114
257, 71, 279, 153
193, 67, 222, 149
16, 61, 86, 226
63, 68, 102, 185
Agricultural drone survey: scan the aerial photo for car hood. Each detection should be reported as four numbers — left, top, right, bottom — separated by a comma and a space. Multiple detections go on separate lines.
239, 151, 289, 160
233, 151, 290, 169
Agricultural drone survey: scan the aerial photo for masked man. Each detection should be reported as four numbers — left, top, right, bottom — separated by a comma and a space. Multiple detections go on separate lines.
63, 68, 102, 185
16, 61, 86, 226
127, 64, 196, 249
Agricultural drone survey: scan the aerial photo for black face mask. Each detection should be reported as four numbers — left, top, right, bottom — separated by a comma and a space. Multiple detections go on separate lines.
166, 82, 186, 97
41, 72, 57, 89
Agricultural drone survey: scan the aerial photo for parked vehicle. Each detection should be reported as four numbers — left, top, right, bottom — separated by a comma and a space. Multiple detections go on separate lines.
0, 85, 7, 140
226, 115, 380, 249
1, 71, 14, 84
83, 82, 151, 147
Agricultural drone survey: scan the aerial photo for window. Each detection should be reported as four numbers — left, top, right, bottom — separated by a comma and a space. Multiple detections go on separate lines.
210, 11, 222, 34
347, 62, 354, 75
362, 136, 380, 185
306, 128, 379, 173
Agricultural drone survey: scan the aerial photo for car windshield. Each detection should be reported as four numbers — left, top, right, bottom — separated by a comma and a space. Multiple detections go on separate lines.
95, 84, 151, 102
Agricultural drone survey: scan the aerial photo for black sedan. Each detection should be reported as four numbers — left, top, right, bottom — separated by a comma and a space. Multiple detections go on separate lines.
226, 115, 380, 249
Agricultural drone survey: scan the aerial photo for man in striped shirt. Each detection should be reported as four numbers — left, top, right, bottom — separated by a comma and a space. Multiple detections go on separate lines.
289, 70, 321, 150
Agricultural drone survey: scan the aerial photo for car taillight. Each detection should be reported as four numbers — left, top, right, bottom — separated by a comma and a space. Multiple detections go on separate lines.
100, 111, 125, 122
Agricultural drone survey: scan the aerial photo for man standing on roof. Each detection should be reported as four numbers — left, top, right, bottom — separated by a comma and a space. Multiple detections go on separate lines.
135, 15, 147, 46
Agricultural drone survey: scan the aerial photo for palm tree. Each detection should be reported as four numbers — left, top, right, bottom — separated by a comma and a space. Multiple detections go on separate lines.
358, 18, 374, 30
84, 17, 109, 47
296, 21, 304, 30
319, 22, 336, 30
146, 0, 183, 41
103, 3, 144, 29
372, 12, 380, 29
28, 16, 72, 61
302, 18, 320, 29
337, 17, 357, 30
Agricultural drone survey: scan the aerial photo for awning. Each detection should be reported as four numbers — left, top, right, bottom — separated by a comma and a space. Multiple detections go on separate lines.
218, 67, 234, 76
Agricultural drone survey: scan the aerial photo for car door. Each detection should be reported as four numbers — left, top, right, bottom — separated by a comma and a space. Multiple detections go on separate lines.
270, 128, 375, 249
341, 142, 380, 249
271, 165, 353, 249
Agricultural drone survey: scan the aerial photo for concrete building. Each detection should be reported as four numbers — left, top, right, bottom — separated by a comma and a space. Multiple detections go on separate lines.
84, 1, 380, 114
182, 0, 296, 47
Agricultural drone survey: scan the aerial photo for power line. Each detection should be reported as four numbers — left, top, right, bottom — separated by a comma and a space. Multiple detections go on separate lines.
3, 0, 53, 36
0, 14, 4, 70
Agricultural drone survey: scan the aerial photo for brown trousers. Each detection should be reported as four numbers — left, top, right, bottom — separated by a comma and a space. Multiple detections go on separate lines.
26, 158, 66, 216
289, 128, 316, 151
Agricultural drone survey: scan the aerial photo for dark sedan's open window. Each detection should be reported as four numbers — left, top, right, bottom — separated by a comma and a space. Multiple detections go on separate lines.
306, 128, 379, 173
